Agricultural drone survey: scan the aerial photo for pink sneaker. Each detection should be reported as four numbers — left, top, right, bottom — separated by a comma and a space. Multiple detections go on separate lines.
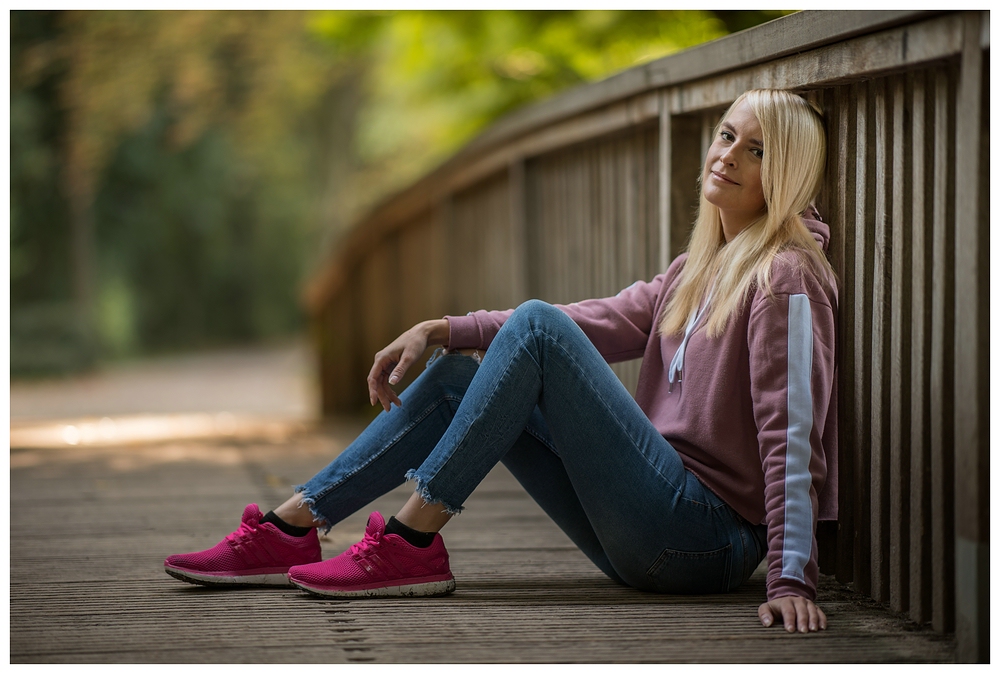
288, 511, 456, 598
164, 503, 322, 586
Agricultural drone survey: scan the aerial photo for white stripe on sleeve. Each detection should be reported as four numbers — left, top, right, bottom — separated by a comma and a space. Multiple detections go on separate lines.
781, 294, 815, 582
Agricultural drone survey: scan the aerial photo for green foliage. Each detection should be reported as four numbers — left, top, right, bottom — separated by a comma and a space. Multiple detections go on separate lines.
93, 106, 309, 353
10, 9, 788, 372
10, 11, 72, 303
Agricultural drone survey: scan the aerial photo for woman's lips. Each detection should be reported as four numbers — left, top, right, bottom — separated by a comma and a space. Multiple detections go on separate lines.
711, 171, 739, 185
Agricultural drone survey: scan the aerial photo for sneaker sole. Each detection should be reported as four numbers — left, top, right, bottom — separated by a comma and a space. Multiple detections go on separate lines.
291, 577, 456, 598
164, 566, 292, 587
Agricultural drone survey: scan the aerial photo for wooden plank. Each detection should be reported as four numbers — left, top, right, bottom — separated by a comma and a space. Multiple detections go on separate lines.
928, 64, 956, 634
907, 68, 933, 626
508, 160, 529, 304
851, 82, 873, 596
646, 127, 661, 275
666, 13, 964, 115
952, 11, 987, 663
867, 77, 891, 605
828, 84, 856, 585
669, 114, 702, 260
658, 95, 673, 271
473, 11, 931, 155
9, 425, 958, 665
887, 74, 912, 615
623, 132, 638, 285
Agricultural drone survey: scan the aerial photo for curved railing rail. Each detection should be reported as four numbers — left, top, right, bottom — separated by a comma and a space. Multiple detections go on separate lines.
305, 10, 988, 660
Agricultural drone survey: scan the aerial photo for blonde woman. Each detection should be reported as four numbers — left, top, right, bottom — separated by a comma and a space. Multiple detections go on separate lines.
166, 89, 837, 633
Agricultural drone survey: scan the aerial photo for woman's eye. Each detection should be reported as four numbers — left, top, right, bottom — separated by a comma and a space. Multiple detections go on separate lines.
720, 131, 734, 141
751, 148, 764, 158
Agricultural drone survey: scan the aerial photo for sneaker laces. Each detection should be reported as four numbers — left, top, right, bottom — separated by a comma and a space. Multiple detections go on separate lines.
348, 529, 381, 558
225, 514, 261, 547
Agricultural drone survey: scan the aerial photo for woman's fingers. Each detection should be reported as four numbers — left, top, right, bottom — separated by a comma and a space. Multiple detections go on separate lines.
758, 602, 775, 627
367, 341, 424, 410
758, 598, 826, 633
781, 600, 799, 633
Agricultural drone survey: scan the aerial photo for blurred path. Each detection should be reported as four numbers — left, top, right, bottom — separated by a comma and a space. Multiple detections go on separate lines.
10, 339, 316, 422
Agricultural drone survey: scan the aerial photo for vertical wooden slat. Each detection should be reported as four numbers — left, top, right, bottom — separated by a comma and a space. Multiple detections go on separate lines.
524, 160, 539, 300
670, 114, 702, 257
852, 82, 874, 597
868, 77, 891, 604
509, 160, 529, 306
647, 127, 661, 275
908, 68, 933, 625
700, 110, 714, 167
658, 95, 673, 271
826, 84, 856, 584
929, 63, 956, 634
623, 136, 637, 288
888, 74, 912, 615
810, 87, 838, 576
953, 11, 988, 662
597, 141, 611, 298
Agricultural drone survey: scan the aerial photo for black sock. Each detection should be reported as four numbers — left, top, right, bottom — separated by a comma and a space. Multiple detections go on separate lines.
384, 516, 436, 548
260, 510, 312, 537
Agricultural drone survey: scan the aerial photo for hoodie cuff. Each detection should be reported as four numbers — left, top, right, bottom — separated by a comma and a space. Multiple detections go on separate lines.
444, 314, 483, 351
766, 575, 817, 602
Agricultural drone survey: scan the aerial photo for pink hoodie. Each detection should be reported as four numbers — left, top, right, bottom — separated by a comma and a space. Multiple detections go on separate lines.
445, 217, 838, 602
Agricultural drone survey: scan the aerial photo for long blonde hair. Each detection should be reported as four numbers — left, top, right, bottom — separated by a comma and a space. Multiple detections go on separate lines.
658, 89, 832, 338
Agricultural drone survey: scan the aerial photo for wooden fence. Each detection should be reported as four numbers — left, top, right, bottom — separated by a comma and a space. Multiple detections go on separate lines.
305, 10, 989, 661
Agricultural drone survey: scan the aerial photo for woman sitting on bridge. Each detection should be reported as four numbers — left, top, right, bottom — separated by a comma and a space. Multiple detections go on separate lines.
166, 88, 837, 634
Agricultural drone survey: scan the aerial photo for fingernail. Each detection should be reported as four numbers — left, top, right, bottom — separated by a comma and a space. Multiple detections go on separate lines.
762, 617, 771, 626
389, 375, 399, 385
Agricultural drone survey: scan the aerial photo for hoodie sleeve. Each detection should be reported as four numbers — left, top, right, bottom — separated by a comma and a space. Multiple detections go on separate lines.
446, 274, 667, 364
747, 257, 837, 602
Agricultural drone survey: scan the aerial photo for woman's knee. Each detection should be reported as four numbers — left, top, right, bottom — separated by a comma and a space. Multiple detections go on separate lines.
510, 299, 572, 334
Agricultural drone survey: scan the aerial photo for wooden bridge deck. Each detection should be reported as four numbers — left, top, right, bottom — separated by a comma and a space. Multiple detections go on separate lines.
10, 426, 955, 664
9, 343, 956, 663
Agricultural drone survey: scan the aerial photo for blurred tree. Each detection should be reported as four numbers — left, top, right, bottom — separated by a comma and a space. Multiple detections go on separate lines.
12, 11, 345, 367
10, 9, 787, 373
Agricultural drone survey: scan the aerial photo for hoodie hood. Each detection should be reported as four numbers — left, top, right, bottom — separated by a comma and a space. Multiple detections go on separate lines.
802, 204, 830, 252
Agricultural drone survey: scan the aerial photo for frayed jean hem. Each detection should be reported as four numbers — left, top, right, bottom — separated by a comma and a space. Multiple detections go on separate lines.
404, 469, 465, 516
292, 484, 333, 533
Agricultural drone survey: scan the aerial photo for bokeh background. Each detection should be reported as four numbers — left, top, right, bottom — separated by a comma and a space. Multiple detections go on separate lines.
10, 10, 787, 378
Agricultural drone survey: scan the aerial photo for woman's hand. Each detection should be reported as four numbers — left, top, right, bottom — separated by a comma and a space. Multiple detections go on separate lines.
758, 596, 827, 633
367, 319, 450, 411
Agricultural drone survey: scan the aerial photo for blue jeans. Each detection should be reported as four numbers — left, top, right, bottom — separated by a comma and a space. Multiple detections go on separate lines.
298, 300, 766, 594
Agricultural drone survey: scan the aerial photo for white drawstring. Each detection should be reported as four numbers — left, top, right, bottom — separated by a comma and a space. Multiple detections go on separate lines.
668, 290, 712, 392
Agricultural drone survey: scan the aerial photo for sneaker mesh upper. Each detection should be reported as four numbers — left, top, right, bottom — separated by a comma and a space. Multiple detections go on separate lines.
288, 511, 452, 590
165, 503, 321, 575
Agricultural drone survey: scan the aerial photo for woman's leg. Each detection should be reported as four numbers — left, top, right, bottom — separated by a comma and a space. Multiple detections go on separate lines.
163, 351, 480, 586
288, 351, 480, 530
403, 300, 765, 593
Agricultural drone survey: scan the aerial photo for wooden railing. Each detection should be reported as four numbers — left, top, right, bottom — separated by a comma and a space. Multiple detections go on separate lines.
305, 10, 988, 661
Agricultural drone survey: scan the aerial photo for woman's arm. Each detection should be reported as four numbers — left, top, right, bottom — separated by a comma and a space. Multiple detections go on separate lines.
367, 318, 450, 411
447, 273, 672, 363
746, 257, 838, 631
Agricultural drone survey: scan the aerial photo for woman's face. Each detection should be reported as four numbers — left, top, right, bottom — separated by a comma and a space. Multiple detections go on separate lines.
702, 100, 767, 240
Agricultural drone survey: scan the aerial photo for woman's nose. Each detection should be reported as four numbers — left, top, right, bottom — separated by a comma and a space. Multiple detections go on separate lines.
720, 146, 737, 166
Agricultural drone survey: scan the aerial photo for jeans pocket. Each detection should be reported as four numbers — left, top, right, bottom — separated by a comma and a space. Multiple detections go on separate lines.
646, 544, 733, 594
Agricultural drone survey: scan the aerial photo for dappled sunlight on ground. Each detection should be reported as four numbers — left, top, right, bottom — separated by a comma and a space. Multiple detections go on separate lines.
10, 413, 310, 449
